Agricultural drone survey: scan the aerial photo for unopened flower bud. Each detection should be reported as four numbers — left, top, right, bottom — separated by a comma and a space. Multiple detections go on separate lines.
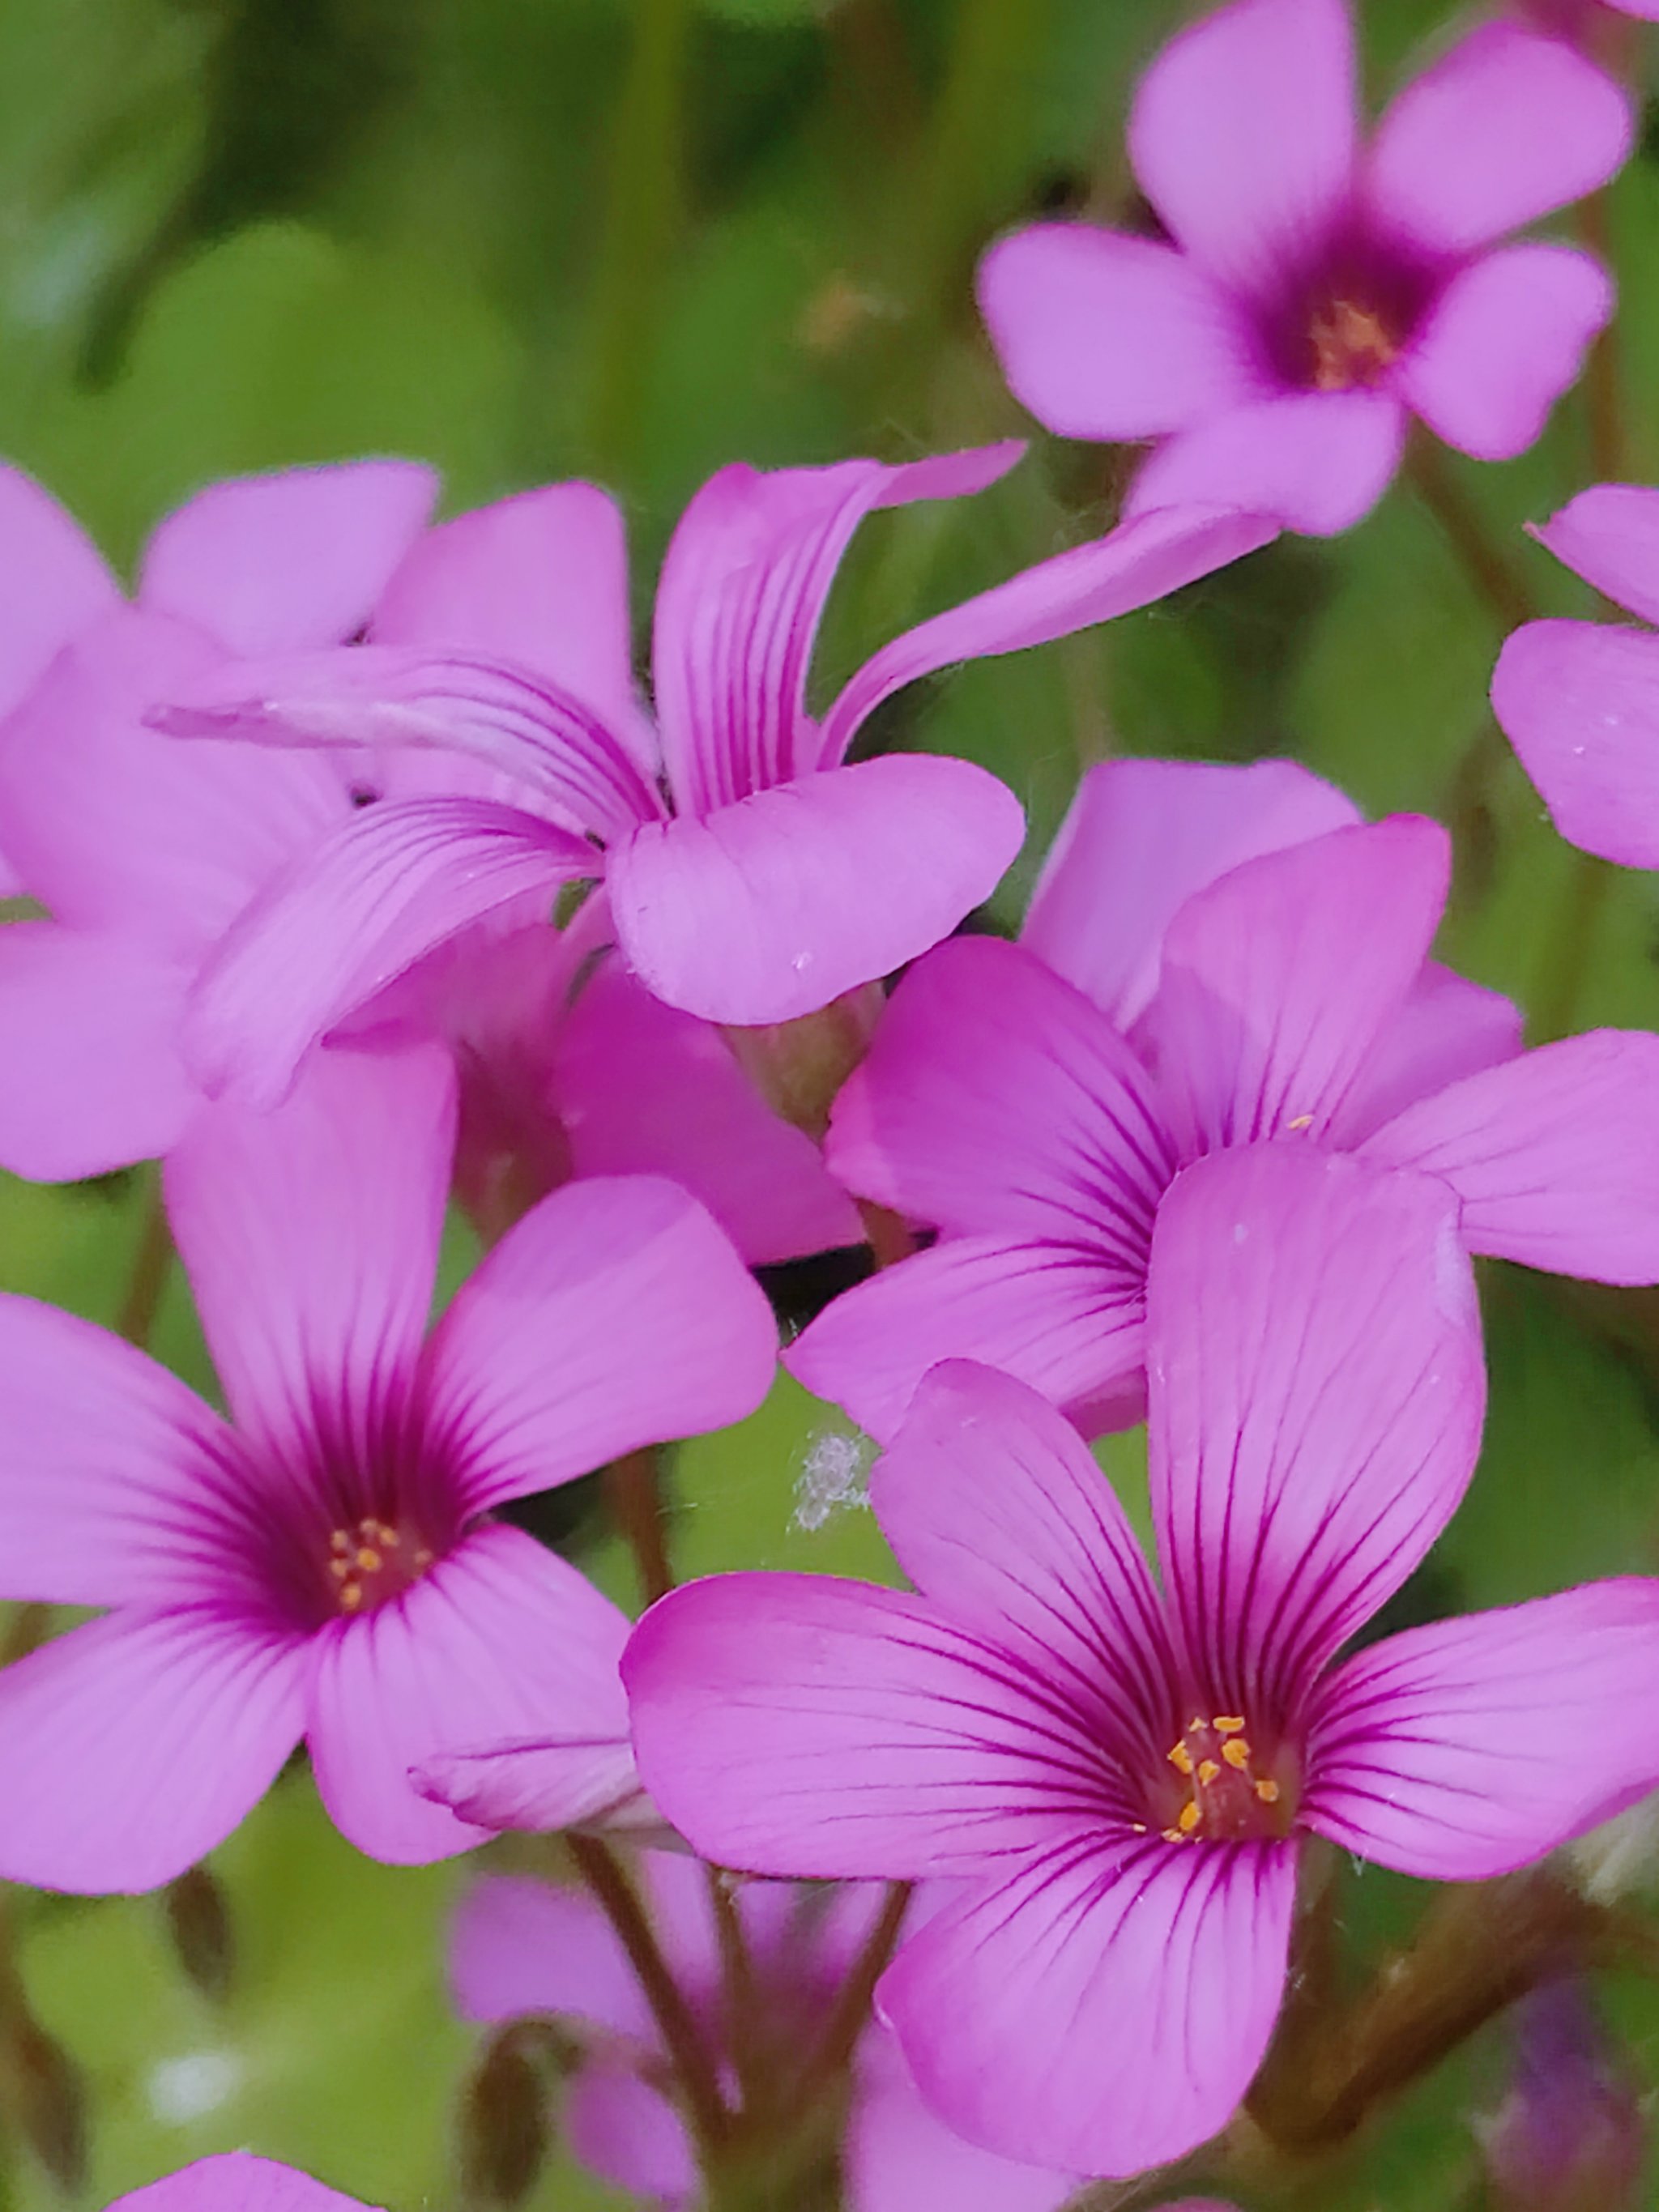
164, 1865, 234, 2005
458, 2021, 570, 2208
1478, 1981, 1645, 2212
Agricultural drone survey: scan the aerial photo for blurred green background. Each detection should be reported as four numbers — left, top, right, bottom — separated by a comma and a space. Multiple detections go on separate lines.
3, 0, 1659, 2205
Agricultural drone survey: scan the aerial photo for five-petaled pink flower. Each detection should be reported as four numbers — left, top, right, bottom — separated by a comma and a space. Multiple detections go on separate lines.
150, 448, 1274, 1090
789, 757, 1659, 1442
978, 0, 1631, 535
109, 2154, 379, 2212
0, 1042, 775, 1890
1491, 483, 1659, 868
627, 1144, 1659, 2176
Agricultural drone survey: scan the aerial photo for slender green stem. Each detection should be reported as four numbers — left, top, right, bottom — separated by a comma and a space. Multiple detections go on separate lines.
705, 1865, 766, 2113
604, 1444, 674, 1606
1532, 849, 1618, 1044
786, 1881, 911, 2119
855, 1198, 914, 1272
1578, 189, 1625, 484
117, 1178, 173, 1350
1405, 441, 1537, 635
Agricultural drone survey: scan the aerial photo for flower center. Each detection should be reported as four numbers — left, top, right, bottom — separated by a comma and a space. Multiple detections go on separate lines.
1146, 1714, 1299, 1844
323, 1515, 436, 1617
1306, 295, 1400, 391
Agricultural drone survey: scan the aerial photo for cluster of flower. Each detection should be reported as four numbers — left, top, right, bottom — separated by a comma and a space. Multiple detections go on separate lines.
10, 0, 1659, 2203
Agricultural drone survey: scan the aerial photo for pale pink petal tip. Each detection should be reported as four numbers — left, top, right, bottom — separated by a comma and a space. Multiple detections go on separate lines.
1491, 620, 1659, 868
108, 2152, 380, 2212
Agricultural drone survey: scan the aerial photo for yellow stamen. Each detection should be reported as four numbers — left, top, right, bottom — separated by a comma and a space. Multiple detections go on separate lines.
1222, 1738, 1252, 1771
355, 1547, 382, 1574
1162, 1827, 1187, 1844
1212, 1716, 1246, 1735
328, 1558, 350, 1582
1256, 1779, 1281, 1805
1196, 1758, 1221, 1785
1167, 1741, 1195, 1776
1177, 1800, 1201, 1835
339, 1581, 364, 1613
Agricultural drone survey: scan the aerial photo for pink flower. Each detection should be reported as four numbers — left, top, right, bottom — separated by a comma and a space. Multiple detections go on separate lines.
109, 2154, 377, 2211
0, 1042, 775, 1890
978, 0, 1631, 535
450, 1861, 1077, 2210
788, 757, 1659, 1441
150, 450, 1275, 1080
626, 1144, 1659, 2176
1491, 484, 1659, 867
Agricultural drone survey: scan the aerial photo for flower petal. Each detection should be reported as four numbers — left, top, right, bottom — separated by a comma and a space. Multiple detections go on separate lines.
976, 225, 1264, 441
1529, 483, 1659, 628
650, 445, 1021, 814
871, 1362, 1176, 1775
624, 1573, 1117, 1879
139, 461, 438, 655
851, 2032, 1078, 2212
1361, 1030, 1659, 1285
608, 755, 1024, 1027
877, 1834, 1297, 2176
450, 1873, 653, 2039
1148, 1144, 1486, 1714
0, 463, 117, 722
307, 1523, 633, 1865
554, 957, 861, 1265
1303, 1581, 1659, 1880
186, 796, 599, 1109
826, 936, 1175, 1245
164, 1041, 454, 1471
415, 1740, 657, 1840
1022, 757, 1359, 1029
1324, 961, 1524, 1149
110, 2153, 377, 2212
786, 1234, 1146, 1445
568, 2059, 698, 2206
1128, 0, 1355, 299
1123, 391, 1405, 538
424, 1173, 777, 1515
1145, 816, 1449, 1157
0, 1609, 306, 1893
1399, 245, 1613, 462
0, 925, 196, 1180
1364, 24, 1631, 257
817, 507, 1278, 768
1491, 619, 1659, 867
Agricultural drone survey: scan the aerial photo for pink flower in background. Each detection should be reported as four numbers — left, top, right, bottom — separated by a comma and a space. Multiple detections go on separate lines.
450, 1862, 1076, 2210
151, 449, 1276, 1085
109, 2154, 378, 2212
0, 1042, 775, 1890
628, 1145, 1659, 2176
978, 0, 1630, 535
790, 757, 1659, 1441
1491, 484, 1659, 867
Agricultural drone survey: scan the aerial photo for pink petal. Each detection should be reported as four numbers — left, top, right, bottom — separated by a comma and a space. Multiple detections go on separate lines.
1529, 483, 1659, 627
1128, 0, 1355, 299
1145, 816, 1449, 1156
307, 1523, 633, 1865
450, 1874, 653, 2039
372, 481, 655, 765
164, 1042, 454, 1467
607, 755, 1025, 1027
0, 463, 117, 722
624, 1573, 1116, 1879
0, 1293, 257, 1607
1147, 1144, 1486, 1713
424, 1173, 777, 1515
1123, 391, 1406, 537
1364, 24, 1632, 256
139, 461, 438, 655
650, 445, 1021, 814
976, 225, 1264, 441
785, 1234, 1146, 1445
871, 1363, 1175, 1774
0, 924, 196, 1180
0, 606, 345, 955
817, 506, 1279, 768
826, 936, 1175, 1242
186, 796, 599, 1109
1303, 1581, 1659, 1880
1491, 618, 1659, 867
850, 2032, 1077, 2212
110, 2152, 377, 2212
877, 1835, 1297, 2176
1361, 1029, 1659, 1285
1400, 245, 1613, 462
415, 1739, 658, 1839
554, 958, 861, 1265
0, 1609, 305, 1893
1022, 757, 1359, 1029
567, 2057, 697, 2206
1325, 961, 1524, 1149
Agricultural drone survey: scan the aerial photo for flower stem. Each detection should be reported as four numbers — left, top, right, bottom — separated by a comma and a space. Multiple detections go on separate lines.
786, 1880, 911, 2120
1405, 440, 1537, 636
1531, 849, 1618, 1044
856, 1197, 914, 1271
565, 1834, 729, 2152
1578, 188, 1625, 484
117, 1177, 173, 1350
604, 1444, 674, 1607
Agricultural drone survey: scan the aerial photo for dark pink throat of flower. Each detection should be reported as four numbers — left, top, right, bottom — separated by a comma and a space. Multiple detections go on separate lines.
322, 1515, 437, 1617
1306, 295, 1401, 393
1140, 1714, 1299, 1845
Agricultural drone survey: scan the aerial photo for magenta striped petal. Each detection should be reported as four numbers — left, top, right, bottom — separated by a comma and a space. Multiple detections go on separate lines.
1529, 483, 1659, 627
1324, 960, 1523, 1149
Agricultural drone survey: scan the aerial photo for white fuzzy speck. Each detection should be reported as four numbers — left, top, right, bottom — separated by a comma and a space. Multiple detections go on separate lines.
794, 1430, 872, 1532
147, 2052, 243, 2125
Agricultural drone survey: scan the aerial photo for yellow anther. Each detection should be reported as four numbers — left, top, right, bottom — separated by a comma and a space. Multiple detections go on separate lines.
1177, 1800, 1201, 1835
1167, 1741, 1195, 1776
1286, 1113, 1314, 1131
328, 1558, 351, 1582
1196, 1758, 1221, 1785
1256, 1779, 1281, 1805
1222, 1738, 1252, 1771
1212, 1715, 1246, 1735
379, 1525, 401, 1549
329, 1530, 351, 1554
1161, 1826, 1187, 1844
339, 1581, 364, 1613
355, 1547, 383, 1574
1131, 1822, 1148, 1835
1187, 1716, 1206, 1736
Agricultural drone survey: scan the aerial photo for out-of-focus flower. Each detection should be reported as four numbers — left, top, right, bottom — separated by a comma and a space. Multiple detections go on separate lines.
1492, 484, 1659, 867
0, 1042, 775, 1889
1478, 1980, 1646, 2212
108, 2152, 379, 2210
790, 757, 1659, 1441
450, 1860, 1076, 2210
151, 450, 1276, 1074
627, 1144, 1659, 2176
978, 0, 1630, 534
